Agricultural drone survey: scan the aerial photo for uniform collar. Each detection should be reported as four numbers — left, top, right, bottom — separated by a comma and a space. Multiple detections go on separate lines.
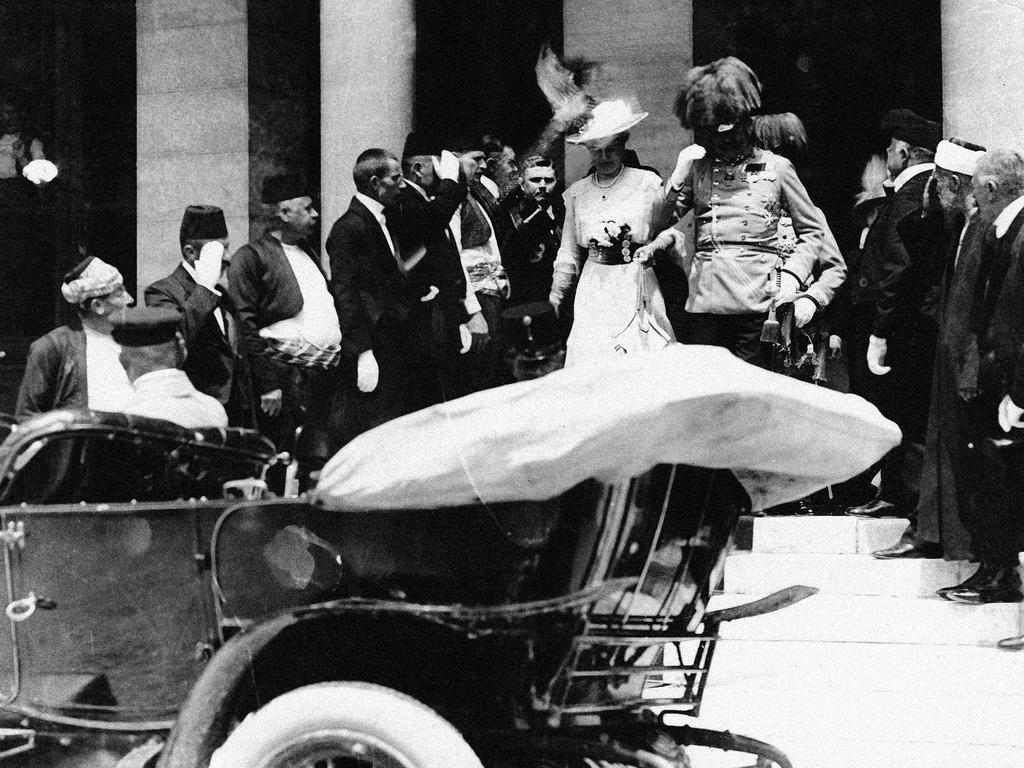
892, 163, 934, 194
993, 195, 1024, 239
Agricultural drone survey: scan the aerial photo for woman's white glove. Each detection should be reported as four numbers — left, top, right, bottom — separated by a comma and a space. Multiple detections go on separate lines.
357, 350, 379, 393
669, 145, 707, 190
195, 241, 225, 290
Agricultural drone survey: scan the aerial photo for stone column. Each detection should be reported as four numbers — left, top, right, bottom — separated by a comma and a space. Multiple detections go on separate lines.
942, 0, 1024, 149
136, 0, 249, 296
563, 0, 692, 184
320, 0, 415, 254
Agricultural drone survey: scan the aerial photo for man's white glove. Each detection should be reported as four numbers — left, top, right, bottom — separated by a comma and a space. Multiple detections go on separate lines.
669, 144, 707, 190
792, 296, 816, 328
867, 335, 891, 375
434, 150, 461, 182
357, 350, 379, 393
260, 388, 282, 417
998, 394, 1024, 432
196, 241, 225, 290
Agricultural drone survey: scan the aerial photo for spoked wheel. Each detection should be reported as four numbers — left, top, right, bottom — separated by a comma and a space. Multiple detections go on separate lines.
209, 682, 484, 768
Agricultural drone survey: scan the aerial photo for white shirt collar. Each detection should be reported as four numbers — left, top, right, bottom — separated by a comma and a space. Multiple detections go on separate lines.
892, 163, 934, 194
994, 195, 1024, 239
354, 191, 386, 222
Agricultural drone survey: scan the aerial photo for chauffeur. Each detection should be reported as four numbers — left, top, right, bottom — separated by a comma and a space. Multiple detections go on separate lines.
113, 306, 228, 430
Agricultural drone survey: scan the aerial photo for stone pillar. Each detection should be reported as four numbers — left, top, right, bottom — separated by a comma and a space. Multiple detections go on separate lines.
563, 0, 692, 184
321, 0, 415, 252
136, 0, 249, 296
942, 0, 1024, 149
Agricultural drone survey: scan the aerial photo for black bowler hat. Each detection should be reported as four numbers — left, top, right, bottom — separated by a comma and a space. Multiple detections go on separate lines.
261, 173, 307, 204
111, 306, 183, 347
179, 205, 228, 245
501, 301, 561, 352
880, 109, 942, 152
402, 131, 440, 159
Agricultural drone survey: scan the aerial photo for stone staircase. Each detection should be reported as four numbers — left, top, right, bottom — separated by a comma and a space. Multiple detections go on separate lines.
684, 516, 1024, 768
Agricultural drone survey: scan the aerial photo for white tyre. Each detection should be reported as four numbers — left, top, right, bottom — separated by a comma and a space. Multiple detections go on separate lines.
209, 681, 484, 768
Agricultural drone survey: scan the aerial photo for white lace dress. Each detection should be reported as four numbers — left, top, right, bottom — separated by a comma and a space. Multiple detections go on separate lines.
550, 167, 675, 366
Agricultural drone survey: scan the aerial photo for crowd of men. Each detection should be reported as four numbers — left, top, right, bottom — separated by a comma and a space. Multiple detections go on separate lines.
12, 94, 1024, 619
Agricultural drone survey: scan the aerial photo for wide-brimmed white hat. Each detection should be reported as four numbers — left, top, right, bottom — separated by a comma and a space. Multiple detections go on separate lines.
567, 99, 648, 145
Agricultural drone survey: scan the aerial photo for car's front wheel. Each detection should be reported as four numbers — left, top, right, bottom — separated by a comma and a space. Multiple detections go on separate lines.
208, 681, 484, 768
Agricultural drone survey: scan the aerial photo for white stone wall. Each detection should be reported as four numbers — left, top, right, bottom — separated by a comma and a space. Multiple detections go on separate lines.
136, 0, 249, 296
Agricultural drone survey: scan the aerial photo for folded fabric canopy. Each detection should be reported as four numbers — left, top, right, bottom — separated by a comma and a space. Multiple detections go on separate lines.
315, 345, 901, 511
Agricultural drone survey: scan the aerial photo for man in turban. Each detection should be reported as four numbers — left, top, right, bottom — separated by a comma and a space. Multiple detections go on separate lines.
145, 205, 256, 428
16, 256, 134, 415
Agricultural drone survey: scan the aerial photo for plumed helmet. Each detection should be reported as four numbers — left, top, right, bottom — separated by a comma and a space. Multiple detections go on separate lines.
674, 56, 762, 132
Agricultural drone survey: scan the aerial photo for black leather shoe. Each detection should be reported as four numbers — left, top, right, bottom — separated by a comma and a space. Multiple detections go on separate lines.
997, 634, 1024, 651
936, 564, 988, 599
945, 566, 1022, 604
844, 498, 898, 518
872, 537, 941, 560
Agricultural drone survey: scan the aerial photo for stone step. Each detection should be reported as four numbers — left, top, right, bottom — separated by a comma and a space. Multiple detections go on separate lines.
742, 515, 909, 554
708, 592, 1023, 646
722, 551, 974, 597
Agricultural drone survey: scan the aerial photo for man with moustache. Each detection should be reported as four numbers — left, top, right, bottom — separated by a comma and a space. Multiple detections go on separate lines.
500, 155, 564, 308
228, 174, 342, 459
873, 138, 986, 562
145, 205, 257, 428
943, 149, 1024, 605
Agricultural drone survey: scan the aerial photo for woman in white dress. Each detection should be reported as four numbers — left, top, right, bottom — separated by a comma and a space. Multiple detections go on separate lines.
548, 101, 681, 366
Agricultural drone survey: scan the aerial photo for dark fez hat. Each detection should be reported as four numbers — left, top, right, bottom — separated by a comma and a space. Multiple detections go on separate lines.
261, 173, 307, 204
501, 301, 561, 352
402, 131, 440, 159
180, 205, 228, 243
112, 306, 183, 347
880, 109, 942, 151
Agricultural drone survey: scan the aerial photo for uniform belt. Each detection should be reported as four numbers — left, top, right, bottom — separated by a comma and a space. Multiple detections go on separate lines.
587, 242, 638, 265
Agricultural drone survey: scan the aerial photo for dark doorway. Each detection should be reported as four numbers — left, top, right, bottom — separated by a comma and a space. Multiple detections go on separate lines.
0, 0, 136, 381
247, 0, 321, 243
694, 0, 943, 250
413, 0, 564, 157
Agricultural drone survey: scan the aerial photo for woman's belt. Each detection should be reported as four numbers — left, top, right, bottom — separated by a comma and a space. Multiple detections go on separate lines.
586, 241, 640, 265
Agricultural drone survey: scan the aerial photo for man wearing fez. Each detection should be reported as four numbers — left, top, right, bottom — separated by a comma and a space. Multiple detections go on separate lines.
397, 133, 488, 365
17, 256, 134, 416
500, 155, 564, 308
846, 109, 942, 520
228, 174, 341, 455
113, 306, 228, 429
873, 138, 986, 561
145, 205, 256, 428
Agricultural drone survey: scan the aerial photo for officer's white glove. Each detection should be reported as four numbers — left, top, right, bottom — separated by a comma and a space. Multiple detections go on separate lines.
357, 350, 379, 393
792, 296, 816, 328
867, 335, 891, 375
998, 394, 1024, 432
669, 144, 707, 190
196, 241, 225, 291
435, 150, 461, 182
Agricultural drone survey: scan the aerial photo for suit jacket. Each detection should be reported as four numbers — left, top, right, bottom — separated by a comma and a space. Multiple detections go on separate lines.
500, 188, 564, 305
145, 264, 257, 428
227, 232, 327, 394
852, 168, 931, 337
391, 179, 470, 327
16, 323, 88, 416
326, 196, 435, 355
972, 206, 1024, 402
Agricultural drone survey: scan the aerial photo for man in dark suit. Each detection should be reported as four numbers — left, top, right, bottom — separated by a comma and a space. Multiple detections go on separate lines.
945, 149, 1024, 605
873, 138, 986, 561
326, 148, 459, 443
845, 109, 942, 520
145, 205, 257, 428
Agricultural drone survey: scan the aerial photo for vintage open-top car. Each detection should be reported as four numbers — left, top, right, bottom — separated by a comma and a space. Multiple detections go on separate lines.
0, 346, 900, 767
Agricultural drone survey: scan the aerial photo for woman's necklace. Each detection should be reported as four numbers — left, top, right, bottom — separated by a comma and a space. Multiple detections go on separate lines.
593, 166, 625, 199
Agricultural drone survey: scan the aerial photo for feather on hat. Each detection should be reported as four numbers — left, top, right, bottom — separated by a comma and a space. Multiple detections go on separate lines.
675, 56, 762, 131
